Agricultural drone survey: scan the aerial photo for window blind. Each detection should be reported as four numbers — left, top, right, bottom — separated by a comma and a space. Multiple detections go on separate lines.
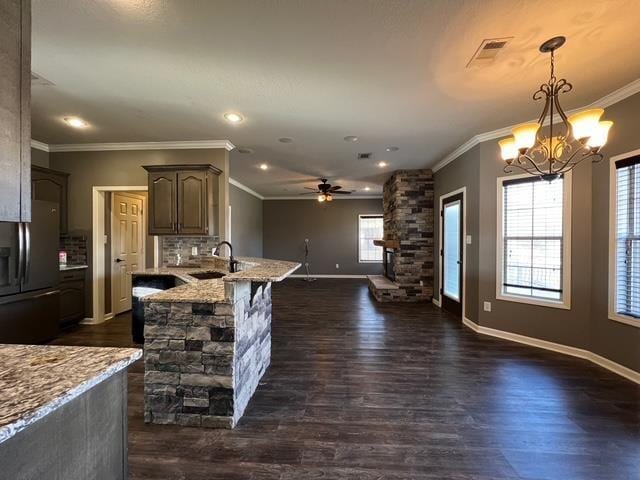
615, 156, 640, 318
502, 176, 564, 301
359, 215, 383, 262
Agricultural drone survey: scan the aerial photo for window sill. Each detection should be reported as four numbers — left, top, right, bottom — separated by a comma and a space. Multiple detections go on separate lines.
609, 312, 640, 328
496, 293, 570, 310
358, 260, 383, 264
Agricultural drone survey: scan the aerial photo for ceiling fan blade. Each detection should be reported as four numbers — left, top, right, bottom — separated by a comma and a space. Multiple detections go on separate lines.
329, 186, 342, 191
299, 192, 317, 195
331, 190, 352, 194
304, 186, 318, 191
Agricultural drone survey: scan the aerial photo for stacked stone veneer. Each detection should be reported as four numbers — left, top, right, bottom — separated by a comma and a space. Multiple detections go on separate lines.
161, 236, 220, 267
143, 281, 272, 428
59, 234, 88, 265
373, 169, 434, 302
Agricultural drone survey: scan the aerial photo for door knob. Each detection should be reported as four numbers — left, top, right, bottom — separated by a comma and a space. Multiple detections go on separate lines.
115, 258, 124, 263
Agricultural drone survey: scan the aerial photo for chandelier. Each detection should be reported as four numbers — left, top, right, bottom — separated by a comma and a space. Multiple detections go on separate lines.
499, 36, 613, 180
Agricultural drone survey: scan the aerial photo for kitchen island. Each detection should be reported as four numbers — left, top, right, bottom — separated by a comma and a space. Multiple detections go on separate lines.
0, 345, 141, 480
134, 256, 299, 428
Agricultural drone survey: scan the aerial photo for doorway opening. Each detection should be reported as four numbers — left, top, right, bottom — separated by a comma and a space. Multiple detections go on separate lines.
90, 186, 158, 324
439, 188, 466, 318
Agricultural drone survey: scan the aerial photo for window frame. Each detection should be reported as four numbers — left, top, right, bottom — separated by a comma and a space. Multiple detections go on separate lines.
358, 214, 384, 264
608, 149, 640, 328
495, 172, 572, 310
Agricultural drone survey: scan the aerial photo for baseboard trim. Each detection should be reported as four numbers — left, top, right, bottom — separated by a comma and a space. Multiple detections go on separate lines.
79, 312, 113, 325
289, 274, 368, 279
462, 317, 639, 384
432, 297, 441, 307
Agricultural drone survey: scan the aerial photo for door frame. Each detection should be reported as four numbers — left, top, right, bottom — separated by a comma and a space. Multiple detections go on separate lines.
89, 186, 159, 325
110, 191, 146, 316
438, 187, 466, 320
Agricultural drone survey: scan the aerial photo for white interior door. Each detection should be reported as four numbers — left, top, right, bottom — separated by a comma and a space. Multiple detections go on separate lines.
112, 192, 143, 315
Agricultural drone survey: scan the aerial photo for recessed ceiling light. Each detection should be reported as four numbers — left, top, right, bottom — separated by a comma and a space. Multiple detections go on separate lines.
259, 163, 269, 170
63, 116, 89, 129
278, 137, 293, 143
377, 161, 388, 168
224, 112, 243, 123
364, 187, 371, 191
386, 146, 399, 152
236, 147, 254, 154
344, 136, 358, 142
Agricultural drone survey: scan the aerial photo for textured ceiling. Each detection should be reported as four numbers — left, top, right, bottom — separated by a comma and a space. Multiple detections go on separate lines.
31, 0, 640, 196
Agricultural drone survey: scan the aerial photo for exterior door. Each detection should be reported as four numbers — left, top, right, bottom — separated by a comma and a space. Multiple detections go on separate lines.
441, 192, 463, 317
112, 192, 143, 315
177, 171, 208, 235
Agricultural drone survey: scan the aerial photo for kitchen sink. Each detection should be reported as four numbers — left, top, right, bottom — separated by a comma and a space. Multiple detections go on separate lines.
189, 271, 226, 280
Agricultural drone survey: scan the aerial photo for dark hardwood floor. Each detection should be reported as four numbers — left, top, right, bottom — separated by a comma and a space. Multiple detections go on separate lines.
52, 279, 639, 479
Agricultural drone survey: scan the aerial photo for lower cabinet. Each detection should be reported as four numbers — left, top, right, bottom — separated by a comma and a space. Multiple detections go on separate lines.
59, 269, 86, 327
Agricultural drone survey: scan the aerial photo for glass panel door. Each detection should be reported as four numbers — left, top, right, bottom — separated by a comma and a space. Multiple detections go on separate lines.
442, 192, 463, 316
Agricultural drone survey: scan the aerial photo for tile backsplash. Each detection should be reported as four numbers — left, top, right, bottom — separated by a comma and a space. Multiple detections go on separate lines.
161, 236, 220, 266
59, 234, 88, 265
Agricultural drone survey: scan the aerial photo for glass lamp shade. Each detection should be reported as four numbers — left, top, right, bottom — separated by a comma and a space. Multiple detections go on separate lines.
498, 137, 518, 160
326, 194, 333, 202
512, 123, 539, 151
587, 120, 613, 148
318, 194, 326, 202
568, 108, 604, 141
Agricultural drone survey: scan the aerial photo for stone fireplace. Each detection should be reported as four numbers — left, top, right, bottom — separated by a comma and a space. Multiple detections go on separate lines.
368, 169, 434, 302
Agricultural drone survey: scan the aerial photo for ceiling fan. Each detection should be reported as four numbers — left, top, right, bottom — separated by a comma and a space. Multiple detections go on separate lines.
301, 178, 352, 202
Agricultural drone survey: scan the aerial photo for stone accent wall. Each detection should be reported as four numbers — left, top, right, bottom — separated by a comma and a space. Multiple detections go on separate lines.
59, 234, 87, 265
380, 169, 434, 301
161, 236, 220, 266
143, 281, 272, 428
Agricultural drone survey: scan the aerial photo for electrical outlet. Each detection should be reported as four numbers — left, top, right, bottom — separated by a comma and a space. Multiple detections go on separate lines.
191, 246, 198, 256
419, 280, 424, 286
336, 263, 340, 269
483, 301, 492, 312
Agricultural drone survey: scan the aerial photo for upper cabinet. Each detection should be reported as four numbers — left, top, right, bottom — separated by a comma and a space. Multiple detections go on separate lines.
31, 166, 69, 234
144, 164, 221, 236
0, 0, 31, 222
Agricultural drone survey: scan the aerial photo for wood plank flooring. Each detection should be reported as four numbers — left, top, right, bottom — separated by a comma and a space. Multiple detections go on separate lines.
52, 279, 639, 479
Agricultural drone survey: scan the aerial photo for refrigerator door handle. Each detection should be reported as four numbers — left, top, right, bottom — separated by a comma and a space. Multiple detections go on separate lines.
17, 223, 25, 282
24, 222, 31, 282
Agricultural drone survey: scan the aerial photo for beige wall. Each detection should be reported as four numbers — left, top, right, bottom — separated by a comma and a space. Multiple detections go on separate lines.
230, 184, 263, 258
49, 148, 229, 319
432, 92, 640, 372
30, 147, 49, 167
263, 198, 383, 275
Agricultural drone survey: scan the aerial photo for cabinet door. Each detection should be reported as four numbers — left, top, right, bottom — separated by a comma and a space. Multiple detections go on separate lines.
0, 0, 28, 222
32, 168, 68, 234
177, 171, 208, 235
59, 279, 85, 325
148, 172, 177, 235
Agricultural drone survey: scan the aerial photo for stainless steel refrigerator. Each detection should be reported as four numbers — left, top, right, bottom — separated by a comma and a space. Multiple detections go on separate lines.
0, 200, 60, 343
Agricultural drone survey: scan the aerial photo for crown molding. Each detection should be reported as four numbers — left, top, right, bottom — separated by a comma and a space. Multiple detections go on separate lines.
432, 78, 640, 173
42, 139, 235, 153
229, 178, 264, 200
264, 195, 382, 200
30, 140, 50, 152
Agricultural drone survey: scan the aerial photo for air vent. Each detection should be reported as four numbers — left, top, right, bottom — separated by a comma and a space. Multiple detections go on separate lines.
467, 37, 513, 67
358, 152, 373, 160
31, 71, 54, 86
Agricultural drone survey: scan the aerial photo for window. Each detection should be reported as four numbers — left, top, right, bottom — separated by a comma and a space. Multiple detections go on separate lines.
610, 153, 640, 326
358, 215, 383, 263
497, 173, 571, 308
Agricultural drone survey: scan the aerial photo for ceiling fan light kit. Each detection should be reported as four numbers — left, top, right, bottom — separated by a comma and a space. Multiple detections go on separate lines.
300, 178, 352, 203
499, 36, 613, 181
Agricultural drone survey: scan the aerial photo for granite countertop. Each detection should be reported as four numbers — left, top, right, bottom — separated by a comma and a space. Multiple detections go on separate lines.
135, 256, 300, 304
59, 264, 88, 271
0, 345, 141, 444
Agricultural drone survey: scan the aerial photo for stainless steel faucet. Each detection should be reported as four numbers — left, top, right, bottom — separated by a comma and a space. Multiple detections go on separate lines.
214, 241, 238, 273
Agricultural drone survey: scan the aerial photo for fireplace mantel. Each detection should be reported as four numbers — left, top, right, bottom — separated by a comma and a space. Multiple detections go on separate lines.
373, 239, 400, 249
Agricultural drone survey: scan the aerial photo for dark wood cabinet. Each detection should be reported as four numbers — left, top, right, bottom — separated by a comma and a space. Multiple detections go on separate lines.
31, 166, 69, 234
0, 0, 31, 222
144, 165, 221, 236
59, 269, 85, 327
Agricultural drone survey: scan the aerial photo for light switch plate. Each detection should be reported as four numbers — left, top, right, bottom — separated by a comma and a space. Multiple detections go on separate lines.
192, 246, 198, 256
466, 235, 472, 244
483, 301, 492, 312
336, 263, 340, 269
